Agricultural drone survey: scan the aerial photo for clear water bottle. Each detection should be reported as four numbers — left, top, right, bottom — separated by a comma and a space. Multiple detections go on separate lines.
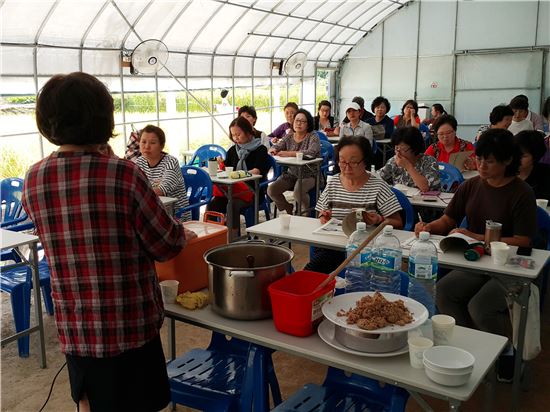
370, 225, 402, 294
408, 231, 438, 316
345, 222, 372, 293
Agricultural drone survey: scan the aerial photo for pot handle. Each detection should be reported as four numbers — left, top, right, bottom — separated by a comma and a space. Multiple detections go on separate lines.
229, 270, 255, 278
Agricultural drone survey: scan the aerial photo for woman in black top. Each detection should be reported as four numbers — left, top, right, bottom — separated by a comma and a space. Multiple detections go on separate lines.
313, 100, 337, 137
515, 130, 550, 200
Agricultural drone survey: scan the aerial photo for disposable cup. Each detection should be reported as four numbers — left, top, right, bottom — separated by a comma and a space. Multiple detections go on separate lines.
408, 337, 433, 369
490, 241, 510, 266
296, 152, 304, 161
536, 199, 548, 209
431, 315, 455, 346
280, 213, 291, 229
207, 160, 218, 176
225, 166, 234, 174
160, 280, 179, 304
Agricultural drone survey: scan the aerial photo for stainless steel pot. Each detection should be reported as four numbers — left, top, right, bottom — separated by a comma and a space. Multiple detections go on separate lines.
204, 243, 294, 320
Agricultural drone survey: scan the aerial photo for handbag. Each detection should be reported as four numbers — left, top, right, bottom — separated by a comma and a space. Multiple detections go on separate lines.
505, 284, 541, 361
213, 181, 253, 203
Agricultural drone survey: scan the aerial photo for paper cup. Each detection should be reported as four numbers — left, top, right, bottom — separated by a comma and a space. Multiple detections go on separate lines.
431, 315, 455, 346
207, 160, 218, 176
160, 280, 179, 304
490, 241, 510, 266
296, 152, 304, 161
408, 337, 433, 369
225, 166, 234, 174
280, 213, 291, 229
536, 199, 548, 209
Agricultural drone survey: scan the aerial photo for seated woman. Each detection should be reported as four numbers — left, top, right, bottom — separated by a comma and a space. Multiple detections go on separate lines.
475, 104, 514, 141
207, 117, 270, 237
339, 102, 374, 146
304, 136, 403, 274
366, 96, 394, 140
268, 109, 321, 215
238, 105, 269, 148
415, 128, 536, 342
379, 127, 440, 192
314, 100, 338, 137
425, 114, 476, 170
422, 103, 447, 142
515, 130, 550, 200
269, 102, 299, 144
136, 125, 191, 220
393, 100, 420, 129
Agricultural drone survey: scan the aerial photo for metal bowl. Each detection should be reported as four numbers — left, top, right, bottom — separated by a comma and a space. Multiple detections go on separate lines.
334, 324, 407, 353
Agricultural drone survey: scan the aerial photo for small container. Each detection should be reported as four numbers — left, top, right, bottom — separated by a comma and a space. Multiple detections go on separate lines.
268, 270, 335, 337
484, 220, 502, 255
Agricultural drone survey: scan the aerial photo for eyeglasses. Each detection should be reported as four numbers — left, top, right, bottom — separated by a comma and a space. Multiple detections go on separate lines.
294, 119, 307, 124
394, 146, 411, 153
338, 159, 364, 168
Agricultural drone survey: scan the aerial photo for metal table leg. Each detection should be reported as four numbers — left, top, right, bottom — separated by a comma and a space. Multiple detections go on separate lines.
511, 281, 530, 412
254, 178, 259, 225
30, 243, 47, 368
296, 166, 303, 216
226, 185, 234, 241
168, 317, 176, 361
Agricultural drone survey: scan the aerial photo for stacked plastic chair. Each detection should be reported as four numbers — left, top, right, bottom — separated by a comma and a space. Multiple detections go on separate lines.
390, 187, 414, 231
437, 162, 465, 193
177, 166, 213, 220
167, 332, 281, 411
1, 177, 28, 262
187, 144, 227, 167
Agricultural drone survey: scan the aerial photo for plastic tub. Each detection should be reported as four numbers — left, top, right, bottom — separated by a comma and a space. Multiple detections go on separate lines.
268, 270, 336, 337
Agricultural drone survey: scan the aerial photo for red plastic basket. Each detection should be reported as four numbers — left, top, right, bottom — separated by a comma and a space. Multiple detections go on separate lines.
268, 270, 336, 337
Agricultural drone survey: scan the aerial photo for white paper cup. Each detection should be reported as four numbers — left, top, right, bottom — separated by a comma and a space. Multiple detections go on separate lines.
408, 337, 433, 369
207, 160, 218, 176
160, 280, 179, 304
536, 199, 548, 209
280, 213, 291, 229
225, 166, 234, 174
296, 152, 304, 161
431, 315, 455, 346
490, 241, 510, 265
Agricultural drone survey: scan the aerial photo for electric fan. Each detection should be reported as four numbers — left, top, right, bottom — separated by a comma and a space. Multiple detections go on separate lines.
129, 39, 169, 75
271, 52, 308, 76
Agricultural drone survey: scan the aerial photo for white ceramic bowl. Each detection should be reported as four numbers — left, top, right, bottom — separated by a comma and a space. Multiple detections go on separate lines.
424, 361, 472, 386
423, 345, 475, 374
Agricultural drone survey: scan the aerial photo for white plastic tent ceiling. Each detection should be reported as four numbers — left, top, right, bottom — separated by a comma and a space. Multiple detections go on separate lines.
1, 0, 410, 80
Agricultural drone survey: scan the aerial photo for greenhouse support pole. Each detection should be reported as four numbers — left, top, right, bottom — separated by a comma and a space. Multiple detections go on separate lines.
413, 1, 421, 101
120, 54, 127, 148
155, 75, 160, 126
450, 0, 459, 115
380, 22, 385, 96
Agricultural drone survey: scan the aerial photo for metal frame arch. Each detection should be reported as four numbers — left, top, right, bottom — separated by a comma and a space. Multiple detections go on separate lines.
115, 0, 152, 48
78, 1, 111, 71
159, 2, 194, 42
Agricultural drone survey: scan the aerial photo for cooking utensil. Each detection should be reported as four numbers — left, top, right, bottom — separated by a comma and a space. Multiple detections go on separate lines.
312, 222, 388, 293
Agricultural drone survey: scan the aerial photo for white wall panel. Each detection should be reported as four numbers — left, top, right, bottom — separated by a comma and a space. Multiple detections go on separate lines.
188, 55, 213, 76
165, 53, 187, 77
1, 0, 54, 44
348, 28, 381, 58
456, 1, 538, 51
253, 59, 272, 77
416, 56, 453, 101
1, 47, 34, 75
213, 57, 235, 77
339, 57, 382, 103
381, 57, 416, 101
82, 50, 120, 76
544, 56, 550, 101
37, 48, 79, 75
383, 2, 418, 58
418, 1, 455, 56
536, 0, 550, 46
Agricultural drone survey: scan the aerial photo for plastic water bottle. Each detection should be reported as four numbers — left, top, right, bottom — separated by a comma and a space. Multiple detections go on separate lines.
345, 222, 372, 293
370, 225, 402, 294
408, 231, 438, 316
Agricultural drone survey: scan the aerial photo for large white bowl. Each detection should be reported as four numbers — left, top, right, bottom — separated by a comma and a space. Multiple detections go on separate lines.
424, 361, 472, 386
423, 345, 475, 374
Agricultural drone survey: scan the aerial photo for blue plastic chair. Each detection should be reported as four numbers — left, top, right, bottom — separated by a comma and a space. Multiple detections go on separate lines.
177, 166, 213, 220
536, 206, 550, 307
320, 140, 335, 176
391, 187, 414, 231
438, 162, 465, 193
419, 123, 431, 149
316, 131, 328, 142
1, 178, 27, 228
167, 332, 281, 411
241, 155, 281, 227
0, 222, 54, 357
187, 144, 227, 167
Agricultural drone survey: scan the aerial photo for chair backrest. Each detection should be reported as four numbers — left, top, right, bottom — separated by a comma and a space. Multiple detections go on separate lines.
371, 139, 378, 154
316, 131, 328, 142
390, 187, 414, 231
188, 144, 227, 167
319, 140, 335, 175
536, 206, 550, 251
438, 162, 465, 193
263, 155, 282, 187
419, 123, 431, 149
1, 178, 26, 226
180, 166, 213, 219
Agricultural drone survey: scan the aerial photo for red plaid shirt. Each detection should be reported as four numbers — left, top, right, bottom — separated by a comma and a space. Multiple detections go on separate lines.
22, 151, 185, 357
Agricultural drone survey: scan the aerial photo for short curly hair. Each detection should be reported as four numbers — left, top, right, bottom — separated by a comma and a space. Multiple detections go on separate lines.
371, 96, 391, 113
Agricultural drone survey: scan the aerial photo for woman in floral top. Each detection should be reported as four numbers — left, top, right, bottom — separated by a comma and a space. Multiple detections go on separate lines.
379, 126, 440, 192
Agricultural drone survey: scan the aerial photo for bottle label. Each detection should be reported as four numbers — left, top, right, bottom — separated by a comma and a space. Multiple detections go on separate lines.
409, 256, 437, 279
371, 248, 402, 271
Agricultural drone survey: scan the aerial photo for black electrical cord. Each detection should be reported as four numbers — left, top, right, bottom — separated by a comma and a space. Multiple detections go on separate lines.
38, 361, 67, 412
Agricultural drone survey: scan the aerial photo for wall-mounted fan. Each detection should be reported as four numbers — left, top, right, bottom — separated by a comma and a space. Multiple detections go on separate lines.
126, 39, 169, 75
272, 52, 307, 76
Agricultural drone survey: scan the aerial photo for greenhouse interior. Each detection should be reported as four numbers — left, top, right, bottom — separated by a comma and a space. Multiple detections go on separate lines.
1, 0, 550, 411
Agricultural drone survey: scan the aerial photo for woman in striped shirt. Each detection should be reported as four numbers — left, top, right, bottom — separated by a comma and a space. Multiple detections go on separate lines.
304, 136, 403, 274
136, 125, 191, 220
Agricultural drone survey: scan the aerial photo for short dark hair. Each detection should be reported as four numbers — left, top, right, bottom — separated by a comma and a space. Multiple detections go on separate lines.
514, 130, 547, 163
489, 105, 514, 125
433, 114, 458, 133
509, 96, 529, 111
229, 116, 254, 141
401, 99, 418, 115
333, 135, 373, 174
391, 126, 425, 156
371, 96, 391, 113
238, 105, 257, 119
541, 96, 550, 120
284, 102, 299, 111
220, 89, 229, 98
475, 128, 520, 177
141, 125, 166, 148
317, 100, 331, 111
36, 72, 114, 146
432, 104, 446, 115
294, 108, 315, 133
352, 96, 365, 109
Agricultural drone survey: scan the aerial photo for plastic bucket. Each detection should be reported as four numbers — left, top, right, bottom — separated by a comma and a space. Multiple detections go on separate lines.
268, 270, 336, 337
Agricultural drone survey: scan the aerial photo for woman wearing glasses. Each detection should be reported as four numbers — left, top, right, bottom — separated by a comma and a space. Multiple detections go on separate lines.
304, 136, 403, 273
379, 127, 440, 192
268, 109, 321, 215
425, 114, 476, 170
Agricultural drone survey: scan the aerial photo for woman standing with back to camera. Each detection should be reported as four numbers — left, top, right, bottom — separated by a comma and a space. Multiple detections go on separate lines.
22, 72, 196, 412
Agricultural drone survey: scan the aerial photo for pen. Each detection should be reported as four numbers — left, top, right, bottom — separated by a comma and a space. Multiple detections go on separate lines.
417, 212, 423, 224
